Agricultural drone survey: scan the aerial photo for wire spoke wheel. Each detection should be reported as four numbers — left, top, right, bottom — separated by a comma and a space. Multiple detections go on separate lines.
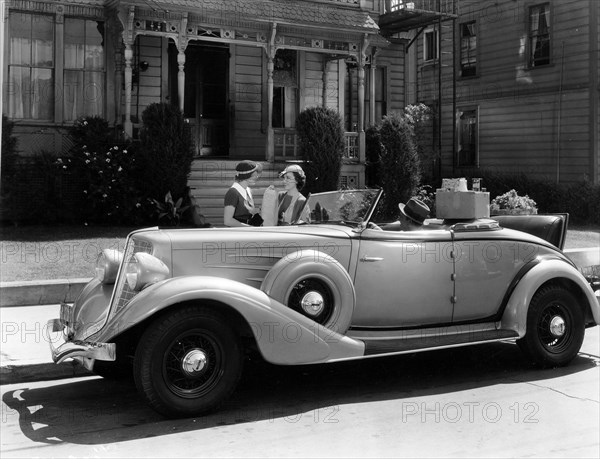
517, 285, 584, 367
163, 331, 222, 398
134, 306, 242, 417
288, 278, 334, 325
536, 303, 573, 354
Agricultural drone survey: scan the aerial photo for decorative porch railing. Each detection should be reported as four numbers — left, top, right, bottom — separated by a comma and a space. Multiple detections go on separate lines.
384, 0, 454, 15
273, 129, 360, 162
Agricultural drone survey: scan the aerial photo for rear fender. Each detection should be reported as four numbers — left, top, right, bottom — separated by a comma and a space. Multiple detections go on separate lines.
94, 276, 364, 365
500, 259, 599, 336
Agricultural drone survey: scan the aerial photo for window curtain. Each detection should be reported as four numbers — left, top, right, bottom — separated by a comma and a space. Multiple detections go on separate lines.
8, 12, 54, 120
530, 5, 549, 64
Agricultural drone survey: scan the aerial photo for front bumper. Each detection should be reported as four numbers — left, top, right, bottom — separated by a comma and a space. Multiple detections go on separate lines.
47, 303, 116, 370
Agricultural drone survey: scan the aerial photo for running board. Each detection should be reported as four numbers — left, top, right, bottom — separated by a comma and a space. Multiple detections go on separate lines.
362, 329, 519, 356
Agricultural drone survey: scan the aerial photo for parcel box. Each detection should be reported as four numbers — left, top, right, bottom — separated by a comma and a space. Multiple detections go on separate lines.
435, 190, 490, 219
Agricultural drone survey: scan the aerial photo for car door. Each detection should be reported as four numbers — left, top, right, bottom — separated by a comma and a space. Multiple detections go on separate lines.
352, 228, 455, 328
451, 228, 536, 322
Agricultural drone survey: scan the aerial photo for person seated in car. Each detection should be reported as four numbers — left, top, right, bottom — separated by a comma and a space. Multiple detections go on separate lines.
370, 197, 431, 231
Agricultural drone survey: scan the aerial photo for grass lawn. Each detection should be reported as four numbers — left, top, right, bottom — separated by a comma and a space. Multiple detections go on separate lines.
1, 225, 138, 283
1, 224, 598, 283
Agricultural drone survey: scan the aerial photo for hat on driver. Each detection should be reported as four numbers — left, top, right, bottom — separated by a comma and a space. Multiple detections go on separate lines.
398, 197, 430, 225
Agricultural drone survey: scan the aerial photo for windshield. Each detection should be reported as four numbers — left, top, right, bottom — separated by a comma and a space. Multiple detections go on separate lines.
304, 189, 382, 225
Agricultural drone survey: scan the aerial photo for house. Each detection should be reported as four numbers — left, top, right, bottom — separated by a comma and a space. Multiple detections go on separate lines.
2, 0, 597, 223
397, 0, 598, 184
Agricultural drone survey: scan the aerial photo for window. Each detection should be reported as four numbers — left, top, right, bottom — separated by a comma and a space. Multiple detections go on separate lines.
63, 18, 105, 121
528, 3, 551, 67
5, 11, 105, 122
7, 12, 54, 120
365, 67, 387, 126
457, 108, 478, 167
459, 22, 477, 77
424, 29, 438, 61
272, 49, 297, 128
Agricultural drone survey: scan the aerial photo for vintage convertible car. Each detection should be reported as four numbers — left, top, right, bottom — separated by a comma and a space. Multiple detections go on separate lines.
48, 189, 599, 418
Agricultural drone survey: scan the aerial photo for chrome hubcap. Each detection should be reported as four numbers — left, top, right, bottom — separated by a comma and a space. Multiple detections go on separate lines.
301, 291, 325, 317
549, 315, 566, 337
182, 349, 208, 374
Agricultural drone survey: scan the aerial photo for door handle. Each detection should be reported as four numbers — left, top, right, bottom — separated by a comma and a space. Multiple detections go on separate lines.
360, 256, 383, 262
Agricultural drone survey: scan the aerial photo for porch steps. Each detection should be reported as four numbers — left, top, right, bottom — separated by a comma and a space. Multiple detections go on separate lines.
188, 160, 285, 226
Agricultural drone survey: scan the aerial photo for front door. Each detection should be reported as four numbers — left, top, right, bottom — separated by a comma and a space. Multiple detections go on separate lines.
170, 42, 229, 156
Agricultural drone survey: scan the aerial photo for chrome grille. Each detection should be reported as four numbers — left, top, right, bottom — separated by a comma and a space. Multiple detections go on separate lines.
111, 238, 153, 316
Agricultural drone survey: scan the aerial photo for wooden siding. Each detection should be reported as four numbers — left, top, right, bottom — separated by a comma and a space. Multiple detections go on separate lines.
131, 35, 165, 122
232, 44, 266, 159
418, 0, 597, 184
304, 51, 325, 108
376, 41, 406, 114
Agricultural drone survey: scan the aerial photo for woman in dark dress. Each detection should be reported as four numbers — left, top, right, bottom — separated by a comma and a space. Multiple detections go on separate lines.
223, 160, 263, 227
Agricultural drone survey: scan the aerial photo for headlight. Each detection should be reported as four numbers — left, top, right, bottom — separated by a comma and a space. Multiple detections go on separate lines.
125, 252, 169, 291
96, 249, 123, 284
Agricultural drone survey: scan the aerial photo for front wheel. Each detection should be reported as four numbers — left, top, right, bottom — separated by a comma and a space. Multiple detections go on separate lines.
133, 306, 243, 418
517, 285, 585, 368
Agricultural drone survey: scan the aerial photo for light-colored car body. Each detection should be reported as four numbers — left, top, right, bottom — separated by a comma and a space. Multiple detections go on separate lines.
48, 189, 600, 417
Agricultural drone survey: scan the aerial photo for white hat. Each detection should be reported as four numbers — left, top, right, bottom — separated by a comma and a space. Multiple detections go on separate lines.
279, 164, 306, 179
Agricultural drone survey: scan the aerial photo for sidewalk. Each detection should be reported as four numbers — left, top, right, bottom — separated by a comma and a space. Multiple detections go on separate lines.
0, 304, 93, 385
0, 247, 598, 386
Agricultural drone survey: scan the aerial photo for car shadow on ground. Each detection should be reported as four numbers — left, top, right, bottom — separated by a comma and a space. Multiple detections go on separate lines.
3, 341, 598, 446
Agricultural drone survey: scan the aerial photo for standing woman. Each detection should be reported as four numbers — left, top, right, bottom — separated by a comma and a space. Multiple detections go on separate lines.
277, 164, 309, 225
224, 160, 263, 226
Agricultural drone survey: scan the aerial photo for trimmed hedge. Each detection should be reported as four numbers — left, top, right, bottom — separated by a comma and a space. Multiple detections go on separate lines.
366, 113, 421, 220
137, 103, 195, 202
296, 106, 344, 194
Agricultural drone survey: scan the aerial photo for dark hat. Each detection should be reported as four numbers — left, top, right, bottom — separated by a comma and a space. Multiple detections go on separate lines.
399, 198, 430, 225
235, 160, 263, 180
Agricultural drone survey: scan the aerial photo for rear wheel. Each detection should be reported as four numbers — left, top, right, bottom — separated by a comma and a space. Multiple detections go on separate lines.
133, 306, 243, 417
517, 285, 584, 367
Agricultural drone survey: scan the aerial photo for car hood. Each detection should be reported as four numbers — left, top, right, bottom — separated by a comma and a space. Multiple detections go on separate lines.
150, 224, 354, 248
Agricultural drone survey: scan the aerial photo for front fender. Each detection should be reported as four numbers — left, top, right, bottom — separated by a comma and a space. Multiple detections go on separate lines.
501, 259, 599, 336
93, 276, 365, 365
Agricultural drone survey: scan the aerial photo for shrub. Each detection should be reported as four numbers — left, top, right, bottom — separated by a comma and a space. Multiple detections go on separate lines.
4, 151, 69, 225
375, 113, 421, 220
57, 143, 146, 225
56, 116, 147, 225
365, 124, 383, 188
404, 104, 435, 182
296, 106, 344, 193
137, 103, 195, 202
68, 116, 112, 155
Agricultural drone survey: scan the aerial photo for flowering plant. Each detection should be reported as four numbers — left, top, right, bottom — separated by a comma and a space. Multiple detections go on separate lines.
490, 189, 538, 215
57, 141, 143, 224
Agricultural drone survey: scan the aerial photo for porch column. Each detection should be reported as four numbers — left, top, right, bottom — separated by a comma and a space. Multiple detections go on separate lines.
177, 51, 185, 112
265, 23, 277, 162
322, 59, 331, 107
123, 44, 133, 136
358, 34, 371, 165
357, 64, 365, 133
266, 55, 275, 161
370, 53, 376, 125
